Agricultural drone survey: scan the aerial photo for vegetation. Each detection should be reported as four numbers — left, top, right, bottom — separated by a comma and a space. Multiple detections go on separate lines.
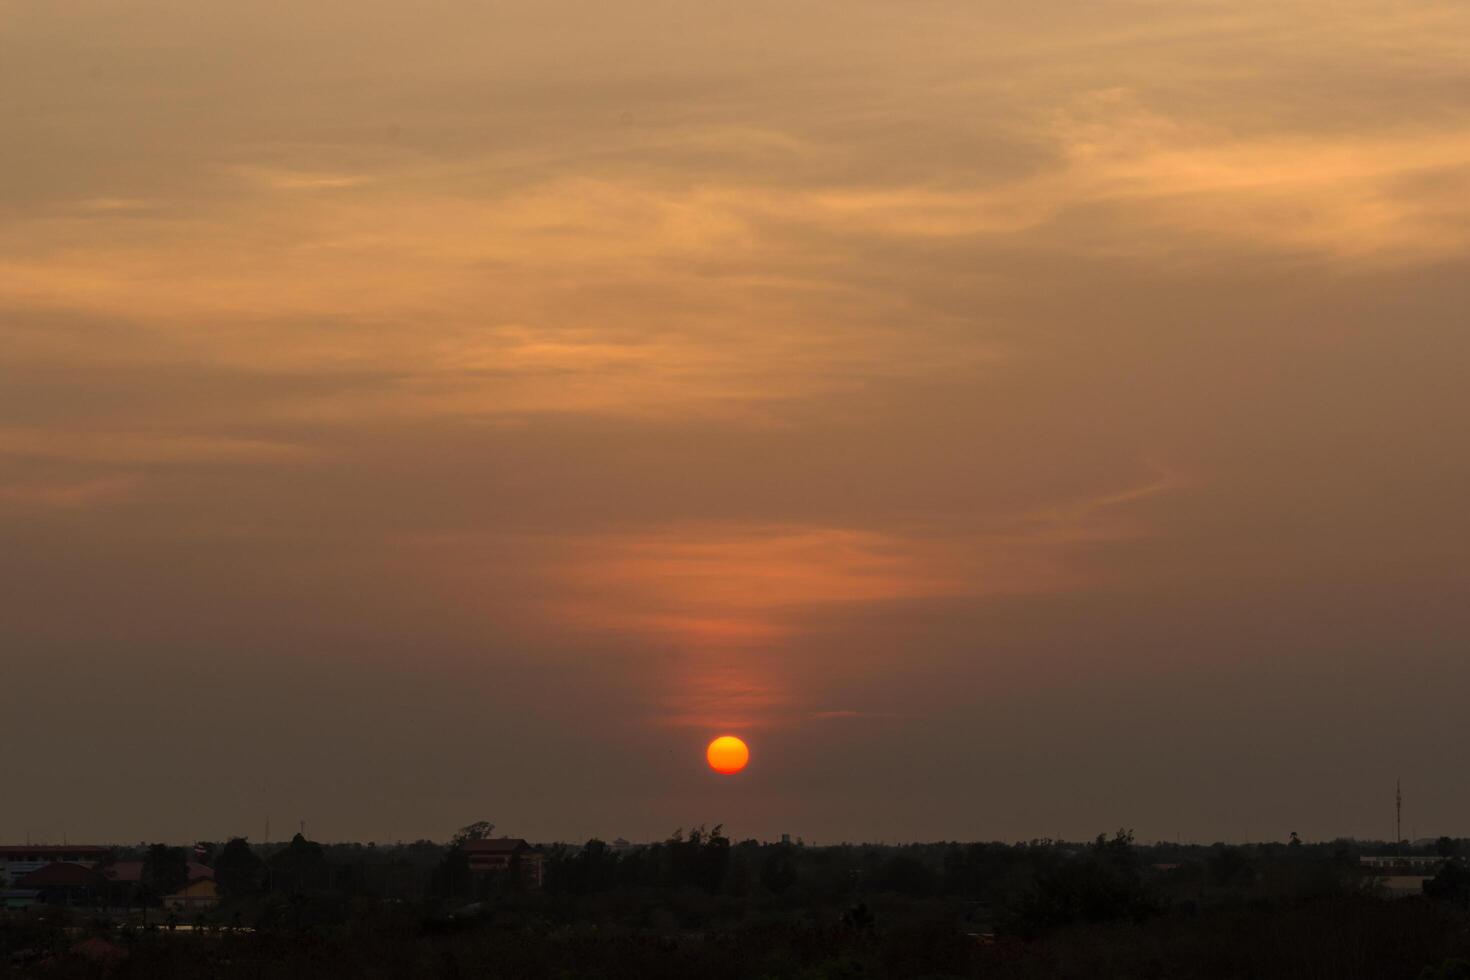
4, 830, 1468, 978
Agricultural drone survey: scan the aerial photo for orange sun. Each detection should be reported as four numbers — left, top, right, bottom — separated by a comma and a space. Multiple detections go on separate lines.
706, 735, 750, 775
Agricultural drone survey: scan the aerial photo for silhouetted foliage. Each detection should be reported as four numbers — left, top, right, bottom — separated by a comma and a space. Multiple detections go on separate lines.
1001, 830, 1156, 937
141, 843, 189, 899
876, 851, 936, 896
1421, 959, 1470, 980
666, 824, 732, 893
760, 845, 799, 895
452, 821, 496, 845
1426, 862, 1470, 906
431, 845, 479, 902
214, 837, 267, 897
6, 831, 1465, 979
1207, 844, 1256, 888
269, 833, 331, 893
561, 839, 619, 896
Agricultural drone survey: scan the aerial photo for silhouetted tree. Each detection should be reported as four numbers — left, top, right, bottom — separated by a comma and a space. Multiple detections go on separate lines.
269, 833, 330, 893
877, 852, 936, 896
1003, 829, 1155, 937
842, 901, 876, 932
214, 837, 266, 897
566, 839, 618, 896
452, 821, 495, 846
666, 825, 731, 892
1207, 845, 1256, 888
1425, 862, 1470, 906
431, 847, 473, 901
142, 844, 189, 900
761, 845, 799, 895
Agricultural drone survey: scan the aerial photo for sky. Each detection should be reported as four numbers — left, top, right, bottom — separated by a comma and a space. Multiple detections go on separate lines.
2, 0, 1468, 847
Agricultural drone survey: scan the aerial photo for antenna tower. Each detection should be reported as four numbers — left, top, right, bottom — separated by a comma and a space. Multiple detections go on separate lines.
1396, 779, 1403, 845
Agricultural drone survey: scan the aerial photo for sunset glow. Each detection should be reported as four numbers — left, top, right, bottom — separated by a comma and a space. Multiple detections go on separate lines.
3, 0, 1468, 845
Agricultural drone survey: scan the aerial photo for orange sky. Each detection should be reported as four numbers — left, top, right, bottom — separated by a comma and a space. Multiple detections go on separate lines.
3, 0, 1469, 845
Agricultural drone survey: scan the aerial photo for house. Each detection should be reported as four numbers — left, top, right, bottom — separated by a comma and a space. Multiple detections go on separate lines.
460, 838, 544, 889
0, 846, 109, 886
165, 876, 219, 911
12, 863, 105, 905
102, 861, 218, 910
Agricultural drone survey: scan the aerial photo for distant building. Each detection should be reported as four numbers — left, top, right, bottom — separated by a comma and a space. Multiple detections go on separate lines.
1, 889, 40, 909
460, 838, 544, 889
1361, 855, 1446, 898
102, 861, 218, 910
1360, 855, 1446, 870
0, 846, 109, 887
165, 876, 219, 911
12, 863, 105, 905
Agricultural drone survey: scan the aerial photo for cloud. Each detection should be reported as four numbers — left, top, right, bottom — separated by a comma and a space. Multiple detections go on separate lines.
0, 427, 308, 465
72, 198, 158, 212
226, 166, 377, 190
0, 475, 141, 509
2, 0, 1468, 841
529, 468, 1182, 648
1044, 91, 1470, 258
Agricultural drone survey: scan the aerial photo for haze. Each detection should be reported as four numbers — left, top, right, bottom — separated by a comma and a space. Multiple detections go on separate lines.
3, 0, 1468, 846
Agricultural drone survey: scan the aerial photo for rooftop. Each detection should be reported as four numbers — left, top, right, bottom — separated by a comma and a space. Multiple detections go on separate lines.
103, 861, 214, 883
0, 845, 109, 858
461, 838, 532, 854
14, 863, 102, 889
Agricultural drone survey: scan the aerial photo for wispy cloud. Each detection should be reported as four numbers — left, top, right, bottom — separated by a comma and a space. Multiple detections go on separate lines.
0, 475, 142, 509
226, 166, 376, 190
0, 428, 308, 465
541, 472, 1183, 651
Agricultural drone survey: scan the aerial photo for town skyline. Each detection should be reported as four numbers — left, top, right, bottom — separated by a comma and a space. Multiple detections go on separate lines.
2, 779, 1453, 851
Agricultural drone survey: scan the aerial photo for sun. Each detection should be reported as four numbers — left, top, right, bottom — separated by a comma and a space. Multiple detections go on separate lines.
706, 735, 750, 775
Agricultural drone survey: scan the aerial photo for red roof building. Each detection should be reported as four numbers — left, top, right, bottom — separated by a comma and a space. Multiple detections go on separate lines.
102, 861, 214, 884
0, 846, 110, 860
14, 863, 103, 890
12, 863, 105, 904
460, 838, 544, 889
0, 846, 109, 887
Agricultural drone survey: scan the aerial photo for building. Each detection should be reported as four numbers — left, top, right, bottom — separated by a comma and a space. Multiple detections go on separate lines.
164, 875, 219, 912
1360, 855, 1446, 871
460, 838, 544, 889
11, 863, 105, 905
0, 846, 109, 887
102, 861, 218, 910
1361, 855, 1446, 898
1, 889, 41, 909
